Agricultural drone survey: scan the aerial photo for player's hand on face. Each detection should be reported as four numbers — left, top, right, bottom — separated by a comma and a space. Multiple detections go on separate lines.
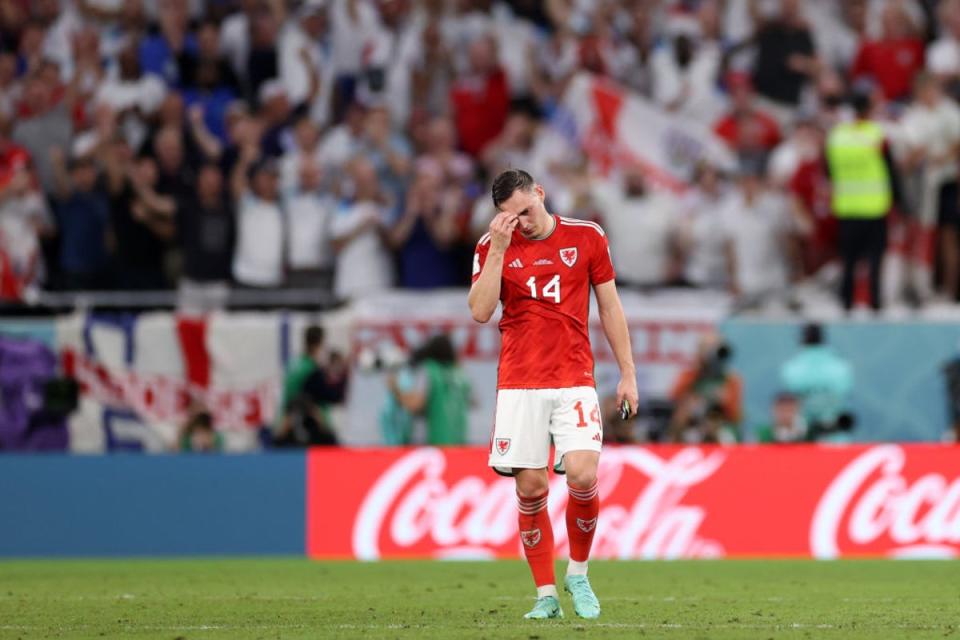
489, 211, 518, 254
616, 375, 640, 419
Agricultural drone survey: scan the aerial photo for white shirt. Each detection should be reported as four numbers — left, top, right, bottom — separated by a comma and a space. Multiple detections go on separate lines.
331, 200, 393, 299
233, 194, 285, 287
928, 37, 960, 76
94, 73, 166, 114
220, 12, 250, 80
593, 182, 679, 285
721, 190, 793, 296
0, 191, 50, 283
329, 0, 381, 75
279, 23, 334, 126
650, 41, 726, 123
682, 190, 732, 289
898, 99, 960, 186
318, 125, 364, 169
284, 192, 334, 270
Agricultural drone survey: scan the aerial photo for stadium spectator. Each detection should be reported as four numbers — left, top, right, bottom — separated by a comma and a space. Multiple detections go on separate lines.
678, 162, 732, 290
713, 74, 781, 158
898, 73, 960, 304
755, 392, 807, 443
176, 163, 234, 312
179, 27, 241, 145
449, 35, 509, 157
0, 153, 51, 299
274, 324, 345, 447
358, 104, 413, 205
826, 90, 898, 312
850, 2, 925, 103
386, 333, 471, 446
282, 125, 335, 288
231, 145, 285, 289
721, 156, 805, 304
93, 42, 165, 153
390, 164, 461, 289
330, 156, 394, 300
926, 0, 960, 95
177, 405, 223, 453
741, 0, 818, 123
668, 332, 742, 444
364, 0, 422, 127
780, 322, 855, 442
278, 0, 331, 126
328, 0, 382, 120
590, 167, 682, 288
49, 148, 111, 291
12, 64, 73, 195
650, 16, 724, 122
244, 4, 283, 105
417, 116, 475, 187
104, 139, 173, 291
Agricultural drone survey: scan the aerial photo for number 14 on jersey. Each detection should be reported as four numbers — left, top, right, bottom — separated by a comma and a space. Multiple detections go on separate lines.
526, 275, 561, 303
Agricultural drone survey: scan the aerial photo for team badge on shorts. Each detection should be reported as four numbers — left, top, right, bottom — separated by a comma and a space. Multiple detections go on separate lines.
495, 438, 511, 455
520, 528, 542, 548
560, 247, 578, 267
577, 517, 597, 533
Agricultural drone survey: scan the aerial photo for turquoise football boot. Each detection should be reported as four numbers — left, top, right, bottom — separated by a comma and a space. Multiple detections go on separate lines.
523, 595, 564, 619
564, 574, 600, 619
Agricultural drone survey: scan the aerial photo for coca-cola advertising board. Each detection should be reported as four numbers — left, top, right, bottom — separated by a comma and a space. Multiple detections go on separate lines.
307, 444, 960, 560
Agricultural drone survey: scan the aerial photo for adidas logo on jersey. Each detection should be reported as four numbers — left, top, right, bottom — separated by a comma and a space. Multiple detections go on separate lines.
533, 258, 554, 266
508, 259, 524, 269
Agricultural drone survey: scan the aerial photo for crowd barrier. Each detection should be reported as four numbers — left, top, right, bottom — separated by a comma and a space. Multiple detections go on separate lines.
2, 445, 957, 558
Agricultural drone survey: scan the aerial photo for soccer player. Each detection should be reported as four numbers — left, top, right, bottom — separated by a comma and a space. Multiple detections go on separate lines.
468, 169, 638, 620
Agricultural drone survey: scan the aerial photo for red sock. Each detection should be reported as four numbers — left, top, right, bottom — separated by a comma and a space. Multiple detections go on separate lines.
566, 481, 599, 562
517, 491, 555, 587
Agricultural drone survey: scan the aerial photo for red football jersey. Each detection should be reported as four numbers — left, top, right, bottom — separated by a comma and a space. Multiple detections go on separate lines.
472, 215, 615, 389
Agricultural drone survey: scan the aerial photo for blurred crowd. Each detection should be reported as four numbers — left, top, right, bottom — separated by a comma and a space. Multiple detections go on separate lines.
2, 0, 960, 313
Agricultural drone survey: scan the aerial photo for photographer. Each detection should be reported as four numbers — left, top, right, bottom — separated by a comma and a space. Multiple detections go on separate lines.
668, 333, 742, 444
274, 325, 346, 447
780, 323, 855, 442
384, 334, 471, 446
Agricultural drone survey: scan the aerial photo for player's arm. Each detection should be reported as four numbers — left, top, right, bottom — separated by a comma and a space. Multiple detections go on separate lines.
468, 212, 517, 323
594, 280, 639, 417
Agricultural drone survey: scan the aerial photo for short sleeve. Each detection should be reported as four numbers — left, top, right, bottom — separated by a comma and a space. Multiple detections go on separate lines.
471, 234, 491, 283
589, 227, 616, 285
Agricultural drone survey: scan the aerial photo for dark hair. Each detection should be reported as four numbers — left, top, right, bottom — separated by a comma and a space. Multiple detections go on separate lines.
802, 322, 824, 346
491, 168, 535, 209
411, 334, 457, 366
850, 91, 872, 117
305, 325, 325, 352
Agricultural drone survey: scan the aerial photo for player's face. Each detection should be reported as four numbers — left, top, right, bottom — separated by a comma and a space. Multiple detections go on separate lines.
497, 185, 550, 238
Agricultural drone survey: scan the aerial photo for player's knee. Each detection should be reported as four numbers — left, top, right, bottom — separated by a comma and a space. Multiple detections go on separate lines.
565, 467, 598, 490
515, 469, 549, 498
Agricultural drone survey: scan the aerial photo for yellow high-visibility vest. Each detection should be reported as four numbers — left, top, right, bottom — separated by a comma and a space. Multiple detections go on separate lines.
826, 120, 892, 219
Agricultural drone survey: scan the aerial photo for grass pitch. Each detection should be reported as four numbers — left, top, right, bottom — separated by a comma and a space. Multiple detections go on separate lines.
0, 559, 957, 639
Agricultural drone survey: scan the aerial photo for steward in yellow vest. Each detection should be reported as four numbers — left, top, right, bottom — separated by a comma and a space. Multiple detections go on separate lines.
825, 91, 900, 312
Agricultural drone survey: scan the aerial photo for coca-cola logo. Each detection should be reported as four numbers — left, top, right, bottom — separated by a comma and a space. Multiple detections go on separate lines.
351, 447, 726, 560
811, 445, 960, 558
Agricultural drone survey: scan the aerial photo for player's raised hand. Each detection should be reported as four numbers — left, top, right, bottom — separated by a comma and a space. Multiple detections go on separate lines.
489, 211, 518, 254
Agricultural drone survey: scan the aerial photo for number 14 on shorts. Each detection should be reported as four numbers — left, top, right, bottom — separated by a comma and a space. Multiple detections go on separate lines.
574, 400, 600, 428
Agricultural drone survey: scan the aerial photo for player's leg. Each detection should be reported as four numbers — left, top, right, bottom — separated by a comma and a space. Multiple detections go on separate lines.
487, 389, 561, 619
550, 388, 603, 619
515, 467, 562, 619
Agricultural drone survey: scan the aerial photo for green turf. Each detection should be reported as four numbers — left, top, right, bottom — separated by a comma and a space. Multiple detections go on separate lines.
0, 558, 958, 639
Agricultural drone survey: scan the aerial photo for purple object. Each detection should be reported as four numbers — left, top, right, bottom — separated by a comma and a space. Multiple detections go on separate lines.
0, 336, 67, 451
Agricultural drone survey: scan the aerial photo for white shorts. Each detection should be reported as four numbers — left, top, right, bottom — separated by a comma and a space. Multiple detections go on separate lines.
488, 387, 603, 476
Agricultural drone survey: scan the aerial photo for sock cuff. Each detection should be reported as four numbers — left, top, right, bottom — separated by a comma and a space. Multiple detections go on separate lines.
517, 491, 548, 515
567, 481, 599, 502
